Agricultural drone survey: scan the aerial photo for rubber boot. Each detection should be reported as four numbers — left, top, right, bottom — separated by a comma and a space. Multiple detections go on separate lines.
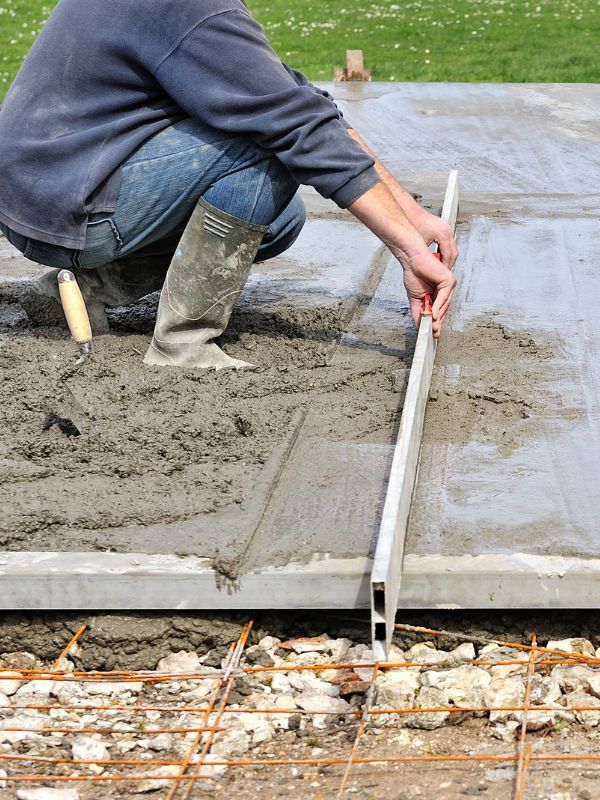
143, 198, 267, 370
9, 259, 168, 334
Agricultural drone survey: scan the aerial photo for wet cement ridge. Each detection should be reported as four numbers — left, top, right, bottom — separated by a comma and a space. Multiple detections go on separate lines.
210, 407, 307, 584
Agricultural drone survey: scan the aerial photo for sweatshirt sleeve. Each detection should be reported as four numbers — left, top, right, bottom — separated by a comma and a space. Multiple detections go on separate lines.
281, 63, 353, 129
154, 8, 378, 207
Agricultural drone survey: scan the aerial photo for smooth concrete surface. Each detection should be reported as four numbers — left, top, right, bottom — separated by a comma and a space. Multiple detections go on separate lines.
2, 83, 599, 608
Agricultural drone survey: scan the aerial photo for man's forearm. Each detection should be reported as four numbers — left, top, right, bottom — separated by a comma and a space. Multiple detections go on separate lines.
347, 180, 424, 264
347, 127, 424, 224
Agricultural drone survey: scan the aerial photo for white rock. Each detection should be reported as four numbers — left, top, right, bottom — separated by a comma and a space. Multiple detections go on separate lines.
271, 673, 291, 693
16, 790, 80, 800
51, 681, 85, 703
85, 681, 143, 695
156, 651, 202, 674
288, 638, 328, 654
258, 635, 281, 652
490, 663, 526, 680
513, 708, 558, 731
450, 643, 476, 662
193, 752, 227, 779
138, 732, 173, 752
71, 735, 109, 763
586, 673, 600, 700
0, 712, 48, 743
386, 644, 407, 663
375, 669, 419, 709
491, 720, 520, 742
275, 693, 297, 710
211, 727, 250, 757
15, 680, 55, 696
115, 738, 137, 755
317, 668, 340, 682
404, 643, 452, 666
54, 656, 75, 672
0, 769, 5, 789
479, 644, 500, 656
237, 716, 274, 744
290, 651, 325, 667
347, 644, 371, 661
405, 687, 451, 729
547, 638, 595, 657
297, 671, 339, 697
131, 765, 181, 793
352, 660, 376, 682
421, 665, 491, 697
481, 646, 529, 665
296, 693, 352, 716
0, 692, 10, 708
551, 665, 597, 693
0, 671, 24, 695
326, 638, 352, 661
272, 696, 297, 729
566, 691, 600, 727
484, 678, 525, 722
530, 675, 562, 706
181, 682, 215, 702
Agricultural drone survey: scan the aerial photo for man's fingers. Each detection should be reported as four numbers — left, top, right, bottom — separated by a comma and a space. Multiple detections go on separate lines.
410, 298, 422, 329
438, 233, 459, 270
433, 288, 453, 321
432, 289, 454, 322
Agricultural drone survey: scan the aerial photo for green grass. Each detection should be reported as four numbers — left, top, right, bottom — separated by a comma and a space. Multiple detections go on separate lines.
1, 0, 599, 99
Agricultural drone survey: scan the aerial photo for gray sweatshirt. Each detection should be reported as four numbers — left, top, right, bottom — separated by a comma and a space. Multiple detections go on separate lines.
0, 0, 379, 249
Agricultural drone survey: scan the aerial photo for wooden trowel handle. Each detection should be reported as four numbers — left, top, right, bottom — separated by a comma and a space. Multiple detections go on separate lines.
58, 270, 92, 345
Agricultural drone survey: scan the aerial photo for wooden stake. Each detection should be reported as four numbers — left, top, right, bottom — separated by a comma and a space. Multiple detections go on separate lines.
334, 49, 371, 82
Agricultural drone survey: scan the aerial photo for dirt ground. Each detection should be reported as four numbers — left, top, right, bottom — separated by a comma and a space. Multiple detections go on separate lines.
208, 722, 600, 800
2, 718, 598, 800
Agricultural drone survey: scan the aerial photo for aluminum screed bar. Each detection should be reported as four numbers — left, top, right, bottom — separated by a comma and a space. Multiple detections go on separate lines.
371, 170, 460, 660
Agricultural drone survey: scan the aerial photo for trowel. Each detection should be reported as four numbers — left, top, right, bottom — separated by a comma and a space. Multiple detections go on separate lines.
50, 270, 96, 435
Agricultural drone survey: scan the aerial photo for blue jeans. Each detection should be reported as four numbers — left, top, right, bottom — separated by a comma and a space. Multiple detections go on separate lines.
1, 117, 306, 270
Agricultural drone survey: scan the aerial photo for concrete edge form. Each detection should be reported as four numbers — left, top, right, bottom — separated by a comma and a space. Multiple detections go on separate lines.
0, 550, 599, 610
0, 552, 372, 609
370, 170, 459, 660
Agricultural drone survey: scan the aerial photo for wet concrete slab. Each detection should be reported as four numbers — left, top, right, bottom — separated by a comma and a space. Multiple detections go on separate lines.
1, 82, 599, 608
405, 212, 600, 562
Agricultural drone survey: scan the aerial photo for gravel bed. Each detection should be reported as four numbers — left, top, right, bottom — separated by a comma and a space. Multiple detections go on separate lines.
1, 633, 600, 799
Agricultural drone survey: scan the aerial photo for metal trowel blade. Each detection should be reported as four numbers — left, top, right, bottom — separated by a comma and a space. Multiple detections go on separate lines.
57, 382, 95, 435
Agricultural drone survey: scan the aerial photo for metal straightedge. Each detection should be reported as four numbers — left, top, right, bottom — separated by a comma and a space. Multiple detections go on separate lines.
371, 171, 460, 661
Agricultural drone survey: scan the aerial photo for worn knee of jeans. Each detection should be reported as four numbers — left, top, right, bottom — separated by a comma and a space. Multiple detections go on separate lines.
202, 153, 299, 227
256, 195, 307, 262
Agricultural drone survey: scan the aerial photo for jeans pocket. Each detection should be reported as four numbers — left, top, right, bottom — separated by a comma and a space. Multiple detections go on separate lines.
76, 218, 123, 269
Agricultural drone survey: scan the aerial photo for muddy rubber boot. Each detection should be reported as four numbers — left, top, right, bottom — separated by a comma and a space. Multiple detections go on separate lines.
143, 198, 267, 370
9, 259, 168, 334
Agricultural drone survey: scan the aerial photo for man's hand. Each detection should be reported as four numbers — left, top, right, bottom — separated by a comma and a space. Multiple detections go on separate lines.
410, 208, 458, 271
400, 248, 457, 336
348, 181, 457, 338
